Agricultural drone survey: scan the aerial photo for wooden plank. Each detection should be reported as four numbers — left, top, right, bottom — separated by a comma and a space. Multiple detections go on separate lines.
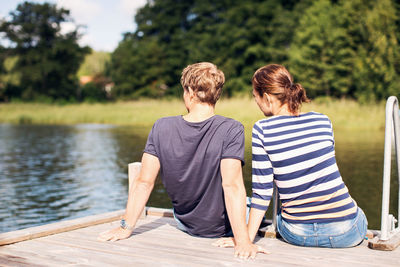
253, 240, 392, 267
80, 215, 175, 237
368, 231, 400, 251
0, 207, 173, 246
39, 217, 400, 267
34, 235, 239, 266
0, 239, 175, 267
146, 207, 173, 217
0, 210, 124, 246
128, 162, 141, 193
0, 242, 79, 266
2, 209, 400, 266
2, 223, 400, 267
31, 219, 268, 265
0, 254, 41, 267
41, 215, 396, 262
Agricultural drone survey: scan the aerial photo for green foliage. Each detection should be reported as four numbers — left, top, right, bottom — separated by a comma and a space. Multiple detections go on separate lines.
289, 0, 400, 101
1, 0, 400, 102
289, 0, 354, 98
342, 0, 400, 102
109, 0, 400, 102
80, 82, 107, 102
0, 1, 90, 102
77, 50, 111, 77
109, 0, 313, 98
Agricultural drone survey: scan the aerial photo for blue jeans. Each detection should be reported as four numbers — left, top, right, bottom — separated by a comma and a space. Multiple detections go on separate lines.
277, 207, 368, 248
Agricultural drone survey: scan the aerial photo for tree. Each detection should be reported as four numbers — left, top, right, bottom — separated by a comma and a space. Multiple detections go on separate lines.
288, 0, 354, 98
109, 0, 400, 101
109, 0, 312, 98
111, 0, 197, 98
0, 1, 90, 101
110, 34, 168, 98
77, 51, 111, 77
342, 0, 400, 102
289, 0, 400, 101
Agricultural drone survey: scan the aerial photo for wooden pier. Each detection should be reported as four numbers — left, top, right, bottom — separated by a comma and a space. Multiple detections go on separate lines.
1, 208, 400, 267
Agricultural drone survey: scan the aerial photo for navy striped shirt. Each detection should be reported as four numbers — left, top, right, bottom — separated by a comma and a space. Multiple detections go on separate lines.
251, 112, 357, 223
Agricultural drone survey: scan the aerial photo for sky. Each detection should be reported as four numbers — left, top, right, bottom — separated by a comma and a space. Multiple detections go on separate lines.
0, 0, 147, 52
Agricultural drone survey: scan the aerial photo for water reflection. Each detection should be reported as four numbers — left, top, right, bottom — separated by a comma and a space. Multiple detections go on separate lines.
0, 124, 398, 232
0, 124, 148, 232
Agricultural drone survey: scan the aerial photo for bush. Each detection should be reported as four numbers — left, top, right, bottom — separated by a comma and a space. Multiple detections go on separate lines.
80, 82, 107, 102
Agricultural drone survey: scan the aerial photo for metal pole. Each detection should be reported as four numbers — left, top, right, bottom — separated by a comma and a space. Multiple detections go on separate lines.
392, 100, 400, 226
380, 96, 396, 240
272, 182, 279, 230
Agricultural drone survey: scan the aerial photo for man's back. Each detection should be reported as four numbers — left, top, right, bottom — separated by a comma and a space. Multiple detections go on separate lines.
144, 115, 244, 237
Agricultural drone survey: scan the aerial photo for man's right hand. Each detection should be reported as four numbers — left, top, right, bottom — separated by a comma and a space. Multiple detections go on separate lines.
213, 237, 269, 259
97, 226, 133, 242
234, 242, 269, 260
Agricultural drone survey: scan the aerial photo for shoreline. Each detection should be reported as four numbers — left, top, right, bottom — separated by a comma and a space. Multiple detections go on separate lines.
0, 99, 386, 131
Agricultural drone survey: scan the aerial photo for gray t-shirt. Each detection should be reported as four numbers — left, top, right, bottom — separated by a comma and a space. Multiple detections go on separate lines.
144, 115, 245, 237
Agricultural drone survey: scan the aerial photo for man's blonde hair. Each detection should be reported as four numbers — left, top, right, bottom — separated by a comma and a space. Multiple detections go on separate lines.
180, 62, 225, 105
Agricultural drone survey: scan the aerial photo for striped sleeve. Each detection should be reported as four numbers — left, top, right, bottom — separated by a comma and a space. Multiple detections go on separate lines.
251, 121, 273, 211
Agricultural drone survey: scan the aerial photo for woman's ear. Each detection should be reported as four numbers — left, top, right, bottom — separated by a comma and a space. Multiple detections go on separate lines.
264, 93, 272, 106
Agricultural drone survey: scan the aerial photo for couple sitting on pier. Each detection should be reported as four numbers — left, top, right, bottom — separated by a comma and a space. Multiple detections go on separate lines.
98, 62, 368, 259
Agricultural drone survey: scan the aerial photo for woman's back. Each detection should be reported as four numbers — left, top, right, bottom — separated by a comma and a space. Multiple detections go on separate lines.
251, 111, 357, 224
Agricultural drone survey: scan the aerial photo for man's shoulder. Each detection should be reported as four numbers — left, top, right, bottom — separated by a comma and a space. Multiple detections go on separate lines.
214, 115, 243, 128
154, 116, 181, 126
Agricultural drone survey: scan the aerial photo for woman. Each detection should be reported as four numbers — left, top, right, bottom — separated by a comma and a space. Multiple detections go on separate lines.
218, 64, 367, 248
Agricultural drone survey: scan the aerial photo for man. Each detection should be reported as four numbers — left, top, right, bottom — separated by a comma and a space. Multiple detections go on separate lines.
98, 62, 266, 259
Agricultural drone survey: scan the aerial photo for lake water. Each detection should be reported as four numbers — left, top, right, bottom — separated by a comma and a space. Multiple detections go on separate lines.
0, 124, 398, 232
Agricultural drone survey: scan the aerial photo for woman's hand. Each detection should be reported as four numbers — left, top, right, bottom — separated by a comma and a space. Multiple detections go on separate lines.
97, 226, 133, 242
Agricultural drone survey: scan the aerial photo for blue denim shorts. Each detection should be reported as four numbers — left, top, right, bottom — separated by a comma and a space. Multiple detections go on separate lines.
277, 207, 368, 248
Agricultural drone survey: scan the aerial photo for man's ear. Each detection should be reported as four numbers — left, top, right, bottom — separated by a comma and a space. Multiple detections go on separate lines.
188, 87, 195, 98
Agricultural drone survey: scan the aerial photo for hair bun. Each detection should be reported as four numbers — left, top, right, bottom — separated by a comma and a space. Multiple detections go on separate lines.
252, 64, 310, 114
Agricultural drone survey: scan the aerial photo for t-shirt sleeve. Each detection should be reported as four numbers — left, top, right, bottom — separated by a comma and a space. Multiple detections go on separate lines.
143, 122, 159, 157
251, 121, 273, 211
221, 122, 245, 165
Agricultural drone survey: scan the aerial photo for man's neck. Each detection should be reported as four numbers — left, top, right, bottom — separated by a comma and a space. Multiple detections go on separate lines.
183, 102, 215, 122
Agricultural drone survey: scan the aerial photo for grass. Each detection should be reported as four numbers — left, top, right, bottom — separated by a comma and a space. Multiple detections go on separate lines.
0, 97, 386, 131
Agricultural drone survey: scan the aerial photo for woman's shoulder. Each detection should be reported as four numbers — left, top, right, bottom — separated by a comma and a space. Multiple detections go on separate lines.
253, 112, 331, 129
305, 111, 331, 122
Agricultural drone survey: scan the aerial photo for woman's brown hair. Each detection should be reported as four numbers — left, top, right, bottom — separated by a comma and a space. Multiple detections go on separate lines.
252, 64, 310, 114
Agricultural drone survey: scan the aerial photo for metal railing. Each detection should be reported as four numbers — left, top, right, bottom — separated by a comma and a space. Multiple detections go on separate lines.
272, 183, 279, 231
380, 96, 400, 241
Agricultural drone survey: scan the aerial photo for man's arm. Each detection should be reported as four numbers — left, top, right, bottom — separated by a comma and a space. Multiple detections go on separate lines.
220, 158, 268, 259
98, 153, 160, 241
